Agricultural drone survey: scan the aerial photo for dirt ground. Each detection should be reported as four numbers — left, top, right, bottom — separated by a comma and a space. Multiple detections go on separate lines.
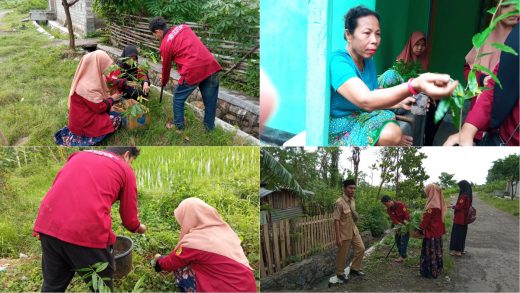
315, 193, 519, 292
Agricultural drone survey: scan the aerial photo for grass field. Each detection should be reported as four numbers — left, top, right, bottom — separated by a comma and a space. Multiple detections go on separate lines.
0, 146, 260, 291
0, 10, 250, 146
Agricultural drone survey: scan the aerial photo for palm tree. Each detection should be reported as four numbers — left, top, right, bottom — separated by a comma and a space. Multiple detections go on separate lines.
260, 148, 305, 197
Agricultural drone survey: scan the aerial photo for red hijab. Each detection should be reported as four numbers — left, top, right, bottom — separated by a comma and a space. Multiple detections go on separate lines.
397, 31, 429, 71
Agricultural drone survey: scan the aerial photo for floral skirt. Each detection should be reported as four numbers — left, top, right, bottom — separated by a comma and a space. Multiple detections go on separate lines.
420, 237, 443, 278
54, 112, 122, 146
329, 110, 397, 146
174, 266, 197, 292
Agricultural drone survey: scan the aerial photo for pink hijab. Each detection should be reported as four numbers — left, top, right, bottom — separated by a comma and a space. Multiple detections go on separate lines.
465, 11, 515, 70
174, 197, 252, 270
424, 184, 448, 223
68, 50, 113, 109
397, 31, 429, 71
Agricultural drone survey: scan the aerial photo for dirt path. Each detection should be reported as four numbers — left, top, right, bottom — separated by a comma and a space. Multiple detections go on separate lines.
317, 192, 519, 292
447, 193, 519, 292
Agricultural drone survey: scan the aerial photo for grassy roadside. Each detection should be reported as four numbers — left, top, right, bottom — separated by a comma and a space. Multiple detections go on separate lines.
477, 192, 519, 216
0, 10, 250, 146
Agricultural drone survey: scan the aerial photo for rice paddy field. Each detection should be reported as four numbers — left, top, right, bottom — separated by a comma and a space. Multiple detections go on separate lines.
0, 146, 260, 291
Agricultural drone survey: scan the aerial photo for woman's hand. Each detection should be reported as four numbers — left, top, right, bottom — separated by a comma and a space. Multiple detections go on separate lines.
153, 254, 162, 262
399, 96, 415, 111
413, 73, 458, 99
443, 123, 478, 146
111, 92, 122, 102
135, 223, 147, 234
143, 82, 150, 95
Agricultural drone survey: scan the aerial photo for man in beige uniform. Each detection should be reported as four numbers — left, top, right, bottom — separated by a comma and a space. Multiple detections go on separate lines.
334, 179, 365, 283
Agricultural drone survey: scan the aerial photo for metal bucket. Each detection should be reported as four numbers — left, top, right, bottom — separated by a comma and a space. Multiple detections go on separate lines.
114, 236, 133, 279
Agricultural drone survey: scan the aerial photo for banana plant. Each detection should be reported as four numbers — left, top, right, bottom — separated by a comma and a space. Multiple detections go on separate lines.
434, 0, 519, 131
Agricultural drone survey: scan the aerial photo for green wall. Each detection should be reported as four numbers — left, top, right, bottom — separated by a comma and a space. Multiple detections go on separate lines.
429, 0, 483, 84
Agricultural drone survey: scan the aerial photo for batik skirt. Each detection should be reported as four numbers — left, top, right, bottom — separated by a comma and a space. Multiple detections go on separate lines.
54, 112, 122, 146
329, 110, 398, 146
420, 237, 443, 278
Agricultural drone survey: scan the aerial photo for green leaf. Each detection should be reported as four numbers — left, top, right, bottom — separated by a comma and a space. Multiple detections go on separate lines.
94, 262, 109, 273
472, 26, 492, 49
500, 0, 519, 6
491, 42, 518, 56
487, 7, 497, 14
491, 11, 519, 28
434, 99, 450, 123
98, 279, 105, 293
92, 273, 98, 291
132, 276, 146, 293
75, 267, 92, 272
476, 52, 494, 58
472, 64, 502, 89
468, 70, 478, 96
453, 83, 465, 97
450, 99, 462, 130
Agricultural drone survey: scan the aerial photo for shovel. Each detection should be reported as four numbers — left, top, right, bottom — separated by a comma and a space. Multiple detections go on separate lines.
385, 240, 397, 259
159, 86, 164, 103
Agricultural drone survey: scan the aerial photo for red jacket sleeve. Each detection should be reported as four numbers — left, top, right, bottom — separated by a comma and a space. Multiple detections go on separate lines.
160, 43, 173, 86
83, 97, 113, 114
106, 69, 127, 91
387, 208, 399, 225
157, 246, 198, 272
137, 67, 150, 84
403, 204, 410, 221
453, 194, 471, 211
118, 166, 140, 232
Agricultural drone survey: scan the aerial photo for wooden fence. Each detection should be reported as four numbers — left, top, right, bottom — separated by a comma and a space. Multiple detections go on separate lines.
106, 15, 259, 84
260, 213, 335, 277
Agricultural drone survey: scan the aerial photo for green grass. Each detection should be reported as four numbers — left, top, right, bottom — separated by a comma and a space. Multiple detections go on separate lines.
0, 146, 260, 292
0, 11, 251, 146
477, 192, 519, 216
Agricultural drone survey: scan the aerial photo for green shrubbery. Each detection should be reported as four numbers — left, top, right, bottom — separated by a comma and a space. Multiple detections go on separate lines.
0, 0, 47, 13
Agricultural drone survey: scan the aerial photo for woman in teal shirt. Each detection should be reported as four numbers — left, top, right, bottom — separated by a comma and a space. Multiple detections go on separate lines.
329, 6, 458, 146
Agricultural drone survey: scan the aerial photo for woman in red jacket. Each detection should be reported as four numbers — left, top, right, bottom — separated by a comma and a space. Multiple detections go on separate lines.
54, 50, 125, 146
419, 183, 447, 279
449, 180, 473, 256
153, 197, 256, 292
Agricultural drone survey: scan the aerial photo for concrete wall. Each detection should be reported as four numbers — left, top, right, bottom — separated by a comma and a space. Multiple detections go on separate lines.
49, 0, 96, 36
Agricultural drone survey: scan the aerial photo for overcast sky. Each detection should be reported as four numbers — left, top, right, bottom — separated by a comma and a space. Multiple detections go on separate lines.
334, 147, 519, 186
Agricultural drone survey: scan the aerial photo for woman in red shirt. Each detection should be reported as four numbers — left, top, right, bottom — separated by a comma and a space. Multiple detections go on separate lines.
54, 50, 124, 146
449, 180, 473, 256
153, 197, 256, 292
419, 184, 447, 279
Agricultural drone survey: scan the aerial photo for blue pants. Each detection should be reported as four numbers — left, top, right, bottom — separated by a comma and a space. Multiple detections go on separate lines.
395, 231, 410, 258
173, 72, 220, 130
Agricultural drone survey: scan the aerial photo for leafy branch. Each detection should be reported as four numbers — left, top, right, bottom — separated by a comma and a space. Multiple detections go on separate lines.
76, 262, 111, 293
434, 0, 519, 134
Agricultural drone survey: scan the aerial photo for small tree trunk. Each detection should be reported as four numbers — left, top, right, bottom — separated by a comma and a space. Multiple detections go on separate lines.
62, 0, 79, 51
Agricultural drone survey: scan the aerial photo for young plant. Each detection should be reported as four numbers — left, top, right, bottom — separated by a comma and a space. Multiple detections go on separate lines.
76, 262, 111, 293
434, 0, 519, 131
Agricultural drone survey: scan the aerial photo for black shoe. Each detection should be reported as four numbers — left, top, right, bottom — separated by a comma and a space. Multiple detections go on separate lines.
336, 274, 349, 283
349, 269, 365, 277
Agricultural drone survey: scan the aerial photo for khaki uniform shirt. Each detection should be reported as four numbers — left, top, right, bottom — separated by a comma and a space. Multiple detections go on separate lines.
333, 194, 359, 241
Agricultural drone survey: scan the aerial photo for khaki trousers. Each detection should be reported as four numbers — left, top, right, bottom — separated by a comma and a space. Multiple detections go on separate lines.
335, 232, 365, 275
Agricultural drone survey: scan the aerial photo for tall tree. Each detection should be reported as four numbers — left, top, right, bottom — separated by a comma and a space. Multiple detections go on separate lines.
439, 172, 457, 189
351, 147, 361, 184
399, 148, 429, 208
62, 0, 80, 51
486, 154, 520, 200
376, 148, 398, 198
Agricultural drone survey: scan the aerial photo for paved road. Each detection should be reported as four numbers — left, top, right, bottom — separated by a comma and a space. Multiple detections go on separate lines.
448, 193, 519, 292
